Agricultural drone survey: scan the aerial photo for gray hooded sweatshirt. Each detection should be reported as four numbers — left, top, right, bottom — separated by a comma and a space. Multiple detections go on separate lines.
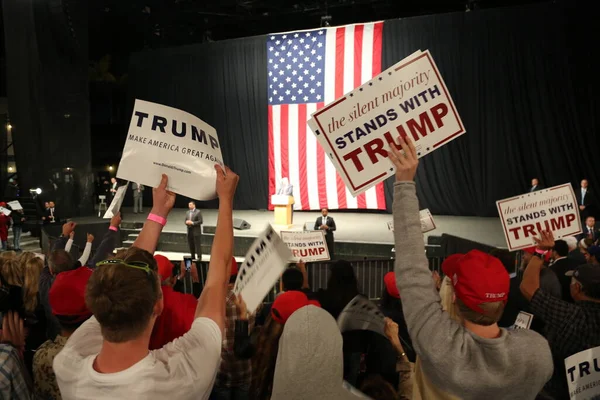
393, 181, 553, 400
271, 305, 369, 400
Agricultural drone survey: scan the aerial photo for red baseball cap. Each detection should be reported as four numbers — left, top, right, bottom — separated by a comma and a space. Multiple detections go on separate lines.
49, 267, 93, 323
441, 250, 509, 314
155, 255, 174, 282
271, 291, 321, 324
384, 271, 400, 298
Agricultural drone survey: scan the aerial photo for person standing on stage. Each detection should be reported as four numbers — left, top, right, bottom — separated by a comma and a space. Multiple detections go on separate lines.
43, 201, 59, 225
529, 178, 543, 192
185, 201, 203, 260
132, 182, 145, 214
109, 177, 118, 202
576, 179, 594, 220
315, 208, 336, 259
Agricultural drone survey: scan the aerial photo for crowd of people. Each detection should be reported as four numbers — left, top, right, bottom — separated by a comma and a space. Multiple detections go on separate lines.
0, 140, 597, 400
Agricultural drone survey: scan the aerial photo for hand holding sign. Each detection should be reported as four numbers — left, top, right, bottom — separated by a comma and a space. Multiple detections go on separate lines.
533, 230, 555, 251
151, 174, 176, 218
215, 164, 239, 203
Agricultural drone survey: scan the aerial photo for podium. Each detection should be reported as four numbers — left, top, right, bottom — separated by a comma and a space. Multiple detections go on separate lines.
271, 195, 294, 226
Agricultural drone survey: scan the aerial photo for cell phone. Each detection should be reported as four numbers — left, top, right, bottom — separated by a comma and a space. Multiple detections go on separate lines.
183, 256, 192, 272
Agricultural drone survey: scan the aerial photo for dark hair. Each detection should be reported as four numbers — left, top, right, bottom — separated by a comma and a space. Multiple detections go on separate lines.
554, 240, 569, 257
581, 283, 600, 300
359, 375, 398, 400
282, 268, 303, 291
323, 260, 359, 319
189, 201, 196, 206
250, 315, 284, 400
49, 250, 74, 275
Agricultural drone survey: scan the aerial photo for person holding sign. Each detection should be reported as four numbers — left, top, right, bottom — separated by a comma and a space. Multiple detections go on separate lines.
185, 201, 203, 260
314, 208, 336, 259
54, 166, 239, 400
520, 231, 600, 399
388, 136, 552, 400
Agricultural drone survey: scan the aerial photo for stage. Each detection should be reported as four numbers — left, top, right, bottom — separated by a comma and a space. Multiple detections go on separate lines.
114, 207, 508, 259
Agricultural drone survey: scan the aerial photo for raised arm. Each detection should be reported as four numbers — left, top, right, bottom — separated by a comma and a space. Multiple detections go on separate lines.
133, 174, 176, 254
388, 137, 462, 365
78, 234, 93, 266
53, 222, 77, 252
195, 165, 239, 333
88, 213, 121, 268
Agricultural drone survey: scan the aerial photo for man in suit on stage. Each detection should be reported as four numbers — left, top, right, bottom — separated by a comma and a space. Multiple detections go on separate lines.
314, 208, 336, 259
575, 179, 594, 219
109, 177, 118, 202
577, 216, 600, 242
132, 182, 145, 214
529, 178, 543, 192
185, 201, 203, 260
42, 201, 59, 225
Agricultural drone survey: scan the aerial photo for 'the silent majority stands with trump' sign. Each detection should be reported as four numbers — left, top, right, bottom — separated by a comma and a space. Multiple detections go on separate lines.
496, 184, 582, 251
280, 230, 330, 262
117, 99, 224, 200
307, 50, 465, 196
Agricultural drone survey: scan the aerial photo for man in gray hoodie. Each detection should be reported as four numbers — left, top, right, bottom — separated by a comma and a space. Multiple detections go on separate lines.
388, 137, 553, 400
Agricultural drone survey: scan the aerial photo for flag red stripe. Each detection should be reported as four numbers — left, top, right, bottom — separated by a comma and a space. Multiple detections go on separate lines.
372, 22, 386, 210
268, 106, 275, 211
316, 102, 327, 210
353, 25, 367, 209
279, 104, 289, 187
334, 27, 348, 209
298, 104, 310, 210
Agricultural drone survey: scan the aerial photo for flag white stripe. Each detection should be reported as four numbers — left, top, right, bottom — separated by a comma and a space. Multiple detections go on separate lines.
288, 105, 301, 210
305, 103, 320, 210
361, 25, 379, 210
272, 106, 282, 190
343, 26, 358, 209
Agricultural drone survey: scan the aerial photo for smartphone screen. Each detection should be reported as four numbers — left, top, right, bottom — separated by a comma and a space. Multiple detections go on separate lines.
184, 257, 192, 272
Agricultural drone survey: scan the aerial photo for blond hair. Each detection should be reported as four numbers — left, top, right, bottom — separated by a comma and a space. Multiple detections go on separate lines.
439, 276, 460, 322
23, 257, 44, 313
455, 298, 505, 326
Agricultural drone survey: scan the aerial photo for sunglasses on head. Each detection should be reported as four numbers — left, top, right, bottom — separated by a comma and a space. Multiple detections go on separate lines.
97, 259, 153, 275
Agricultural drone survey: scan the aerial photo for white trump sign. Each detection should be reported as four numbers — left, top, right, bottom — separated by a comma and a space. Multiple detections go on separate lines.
234, 225, 292, 314
117, 99, 224, 200
388, 208, 436, 233
308, 50, 465, 196
496, 184, 582, 251
281, 230, 330, 262
103, 183, 128, 219
564, 346, 600, 399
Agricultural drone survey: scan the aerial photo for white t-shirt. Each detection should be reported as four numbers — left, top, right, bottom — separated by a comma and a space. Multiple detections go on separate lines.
54, 316, 222, 400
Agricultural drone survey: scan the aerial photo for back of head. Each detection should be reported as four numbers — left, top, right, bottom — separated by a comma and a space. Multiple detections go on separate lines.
85, 248, 160, 343
50, 267, 93, 331
272, 306, 346, 399
442, 250, 509, 326
251, 315, 284, 400
564, 236, 578, 252
325, 260, 359, 317
0, 251, 17, 272
1, 259, 24, 287
359, 375, 397, 400
49, 250, 74, 275
553, 240, 569, 258
23, 257, 44, 313
282, 267, 303, 291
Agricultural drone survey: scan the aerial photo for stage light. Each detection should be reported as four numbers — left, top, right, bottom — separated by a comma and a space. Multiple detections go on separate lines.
29, 188, 42, 195
7, 124, 12, 130
66, 167, 71, 171
108, 165, 114, 171
8, 166, 13, 172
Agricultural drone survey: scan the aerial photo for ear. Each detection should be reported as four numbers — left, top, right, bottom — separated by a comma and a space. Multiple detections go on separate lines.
154, 296, 164, 317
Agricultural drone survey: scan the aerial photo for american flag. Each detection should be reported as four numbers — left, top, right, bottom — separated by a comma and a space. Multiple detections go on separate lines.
267, 22, 386, 211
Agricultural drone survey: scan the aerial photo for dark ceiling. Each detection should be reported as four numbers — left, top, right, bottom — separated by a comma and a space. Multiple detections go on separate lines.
89, 0, 550, 67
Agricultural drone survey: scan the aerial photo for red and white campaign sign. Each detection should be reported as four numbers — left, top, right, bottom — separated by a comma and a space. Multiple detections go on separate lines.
307, 50, 465, 196
280, 230, 330, 262
496, 184, 582, 251
388, 208, 436, 233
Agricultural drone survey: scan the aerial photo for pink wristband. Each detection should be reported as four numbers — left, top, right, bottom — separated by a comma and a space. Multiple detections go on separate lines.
147, 213, 167, 227
109, 226, 118, 232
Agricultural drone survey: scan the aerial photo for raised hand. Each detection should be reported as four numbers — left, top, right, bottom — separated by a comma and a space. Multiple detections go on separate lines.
215, 165, 239, 202
1, 311, 25, 349
110, 212, 122, 228
152, 174, 176, 218
388, 136, 419, 182
87, 233, 95, 243
234, 294, 249, 320
533, 230, 555, 251
62, 221, 77, 237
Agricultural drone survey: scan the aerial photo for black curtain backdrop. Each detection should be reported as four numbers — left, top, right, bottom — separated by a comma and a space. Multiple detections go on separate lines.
2, 0, 94, 217
128, 0, 597, 216
382, 1, 598, 216
129, 36, 268, 210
